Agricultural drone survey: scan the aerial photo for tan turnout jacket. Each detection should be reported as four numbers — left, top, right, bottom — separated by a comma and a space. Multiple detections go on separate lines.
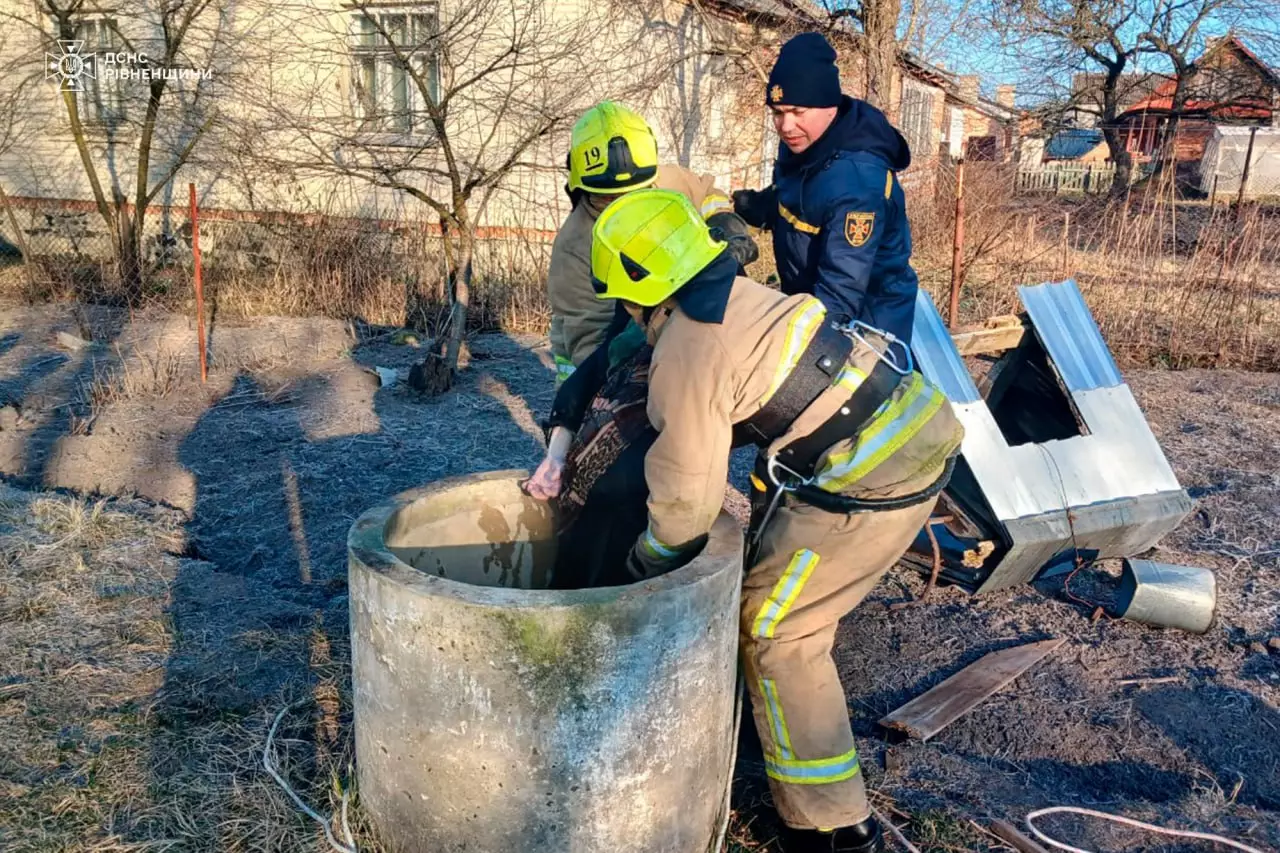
639, 276, 964, 553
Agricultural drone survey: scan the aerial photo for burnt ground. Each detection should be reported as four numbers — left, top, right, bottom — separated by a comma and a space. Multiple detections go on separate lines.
0, 300, 1277, 852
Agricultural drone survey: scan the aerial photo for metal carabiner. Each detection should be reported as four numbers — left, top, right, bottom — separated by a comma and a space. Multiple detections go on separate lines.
748, 456, 807, 562
766, 454, 811, 491
841, 320, 914, 376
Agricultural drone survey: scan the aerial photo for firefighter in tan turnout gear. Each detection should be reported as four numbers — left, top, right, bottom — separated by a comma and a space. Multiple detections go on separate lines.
582, 189, 963, 852
547, 100, 758, 384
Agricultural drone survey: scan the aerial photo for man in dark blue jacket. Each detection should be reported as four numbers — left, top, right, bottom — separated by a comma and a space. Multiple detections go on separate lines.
734, 32, 919, 345
732, 31, 923, 853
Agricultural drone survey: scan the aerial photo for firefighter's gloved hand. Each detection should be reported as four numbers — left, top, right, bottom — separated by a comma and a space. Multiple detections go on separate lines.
625, 532, 708, 581
524, 426, 573, 501
706, 211, 760, 271
625, 541, 674, 582
732, 186, 776, 230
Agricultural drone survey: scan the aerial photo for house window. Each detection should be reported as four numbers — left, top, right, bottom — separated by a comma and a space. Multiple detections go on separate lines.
349, 7, 440, 138
900, 83, 935, 158
946, 106, 965, 158
704, 54, 731, 144
75, 18, 126, 125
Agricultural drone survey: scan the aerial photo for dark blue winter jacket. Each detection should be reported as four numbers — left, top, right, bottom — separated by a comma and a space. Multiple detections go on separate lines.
735, 96, 919, 344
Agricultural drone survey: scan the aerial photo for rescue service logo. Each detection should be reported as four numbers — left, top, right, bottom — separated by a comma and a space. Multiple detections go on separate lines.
769, 84, 784, 104
45, 40, 213, 95
845, 211, 875, 247
45, 40, 95, 92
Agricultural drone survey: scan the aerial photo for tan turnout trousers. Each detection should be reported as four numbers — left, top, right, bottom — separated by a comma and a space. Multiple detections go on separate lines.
740, 489, 938, 831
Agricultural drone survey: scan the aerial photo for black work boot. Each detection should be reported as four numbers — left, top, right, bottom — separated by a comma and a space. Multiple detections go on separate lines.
778, 816, 883, 853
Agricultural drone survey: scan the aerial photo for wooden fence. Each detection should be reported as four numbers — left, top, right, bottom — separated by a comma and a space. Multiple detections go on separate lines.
1016, 163, 1118, 195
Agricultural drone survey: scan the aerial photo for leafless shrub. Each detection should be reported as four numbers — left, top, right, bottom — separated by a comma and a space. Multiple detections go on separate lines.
907, 162, 1280, 370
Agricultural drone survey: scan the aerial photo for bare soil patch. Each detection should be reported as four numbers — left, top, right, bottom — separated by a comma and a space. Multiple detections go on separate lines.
0, 301, 1276, 852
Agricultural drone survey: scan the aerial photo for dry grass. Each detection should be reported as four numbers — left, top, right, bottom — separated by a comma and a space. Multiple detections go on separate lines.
2, 211, 555, 340
912, 166, 1280, 371
7, 170, 1280, 371
0, 484, 369, 852
80, 347, 187, 411
0, 480, 1005, 853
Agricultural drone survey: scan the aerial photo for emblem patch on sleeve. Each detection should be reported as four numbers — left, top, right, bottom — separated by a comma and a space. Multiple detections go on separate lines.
845, 212, 875, 247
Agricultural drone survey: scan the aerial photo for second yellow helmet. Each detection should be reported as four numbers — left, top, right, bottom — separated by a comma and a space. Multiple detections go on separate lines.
569, 101, 660, 195
590, 189, 726, 306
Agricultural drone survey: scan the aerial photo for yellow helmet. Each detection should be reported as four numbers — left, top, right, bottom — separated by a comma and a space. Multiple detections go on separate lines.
590, 189, 726, 306
568, 101, 659, 195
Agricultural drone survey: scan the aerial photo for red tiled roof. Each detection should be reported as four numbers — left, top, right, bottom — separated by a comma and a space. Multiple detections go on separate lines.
1119, 36, 1277, 120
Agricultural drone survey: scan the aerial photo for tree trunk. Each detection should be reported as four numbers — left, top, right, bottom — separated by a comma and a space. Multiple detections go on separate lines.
105, 196, 144, 297
1155, 74, 1192, 179
443, 216, 474, 375
1102, 129, 1133, 198
1099, 65, 1131, 199
862, 0, 901, 119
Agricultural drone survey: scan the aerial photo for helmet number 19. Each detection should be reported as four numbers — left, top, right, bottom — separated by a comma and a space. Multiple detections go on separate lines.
583, 146, 603, 171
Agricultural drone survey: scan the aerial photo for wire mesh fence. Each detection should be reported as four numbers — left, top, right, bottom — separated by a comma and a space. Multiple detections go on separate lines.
2, 157, 1279, 370
0, 193, 555, 333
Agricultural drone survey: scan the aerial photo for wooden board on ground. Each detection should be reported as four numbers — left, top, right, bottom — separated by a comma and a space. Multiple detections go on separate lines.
990, 819, 1052, 853
950, 315, 1027, 356
879, 638, 1066, 742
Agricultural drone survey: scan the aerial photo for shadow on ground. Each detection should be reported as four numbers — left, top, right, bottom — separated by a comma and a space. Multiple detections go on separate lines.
144, 333, 552, 847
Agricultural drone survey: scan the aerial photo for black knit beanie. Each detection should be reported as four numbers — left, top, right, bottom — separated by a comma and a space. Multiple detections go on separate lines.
766, 32, 842, 108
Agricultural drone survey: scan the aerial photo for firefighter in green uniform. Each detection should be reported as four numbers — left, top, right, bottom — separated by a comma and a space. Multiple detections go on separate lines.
547, 101, 757, 385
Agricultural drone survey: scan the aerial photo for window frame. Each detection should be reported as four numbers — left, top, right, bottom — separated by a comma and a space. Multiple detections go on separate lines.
64, 16, 128, 128
900, 80, 936, 160
348, 5, 441, 145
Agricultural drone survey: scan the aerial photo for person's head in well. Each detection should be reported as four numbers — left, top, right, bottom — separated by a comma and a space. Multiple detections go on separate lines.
766, 32, 842, 154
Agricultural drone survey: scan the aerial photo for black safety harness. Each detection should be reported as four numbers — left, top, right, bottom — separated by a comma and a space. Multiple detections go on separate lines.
736, 320, 956, 559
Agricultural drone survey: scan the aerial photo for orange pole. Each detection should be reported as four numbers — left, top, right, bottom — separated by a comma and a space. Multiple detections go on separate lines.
189, 182, 207, 383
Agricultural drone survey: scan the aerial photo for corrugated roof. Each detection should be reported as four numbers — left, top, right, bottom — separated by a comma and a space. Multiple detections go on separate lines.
1118, 37, 1279, 120
1044, 129, 1104, 160
1018, 279, 1122, 391
909, 281, 1189, 590
910, 289, 980, 404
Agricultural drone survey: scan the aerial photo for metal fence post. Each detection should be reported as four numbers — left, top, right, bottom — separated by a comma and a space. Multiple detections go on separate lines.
948, 158, 966, 329
189, 183, 208, 383
1060, 211, 1071, 279
1235, 126, 1259, 211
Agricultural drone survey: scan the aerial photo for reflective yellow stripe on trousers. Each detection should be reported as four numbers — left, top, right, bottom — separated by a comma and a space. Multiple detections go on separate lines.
752, 550, 821, 766
814, 373, 946, 493
752, 549, 820, 639
765, 747, 861, 785
759, 677, 795, 759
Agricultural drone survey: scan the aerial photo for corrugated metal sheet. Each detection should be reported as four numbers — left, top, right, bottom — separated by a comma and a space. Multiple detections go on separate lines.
908, 281, 1190, 592
1018, 280, 1123, 391
1045, 129, 1104, 160
910, 289, 980, 404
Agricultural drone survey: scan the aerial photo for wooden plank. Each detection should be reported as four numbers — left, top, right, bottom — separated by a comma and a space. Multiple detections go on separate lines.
879, 638, 1066, 741
950, 316, 1027, 356
990, 820, 1052, 853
